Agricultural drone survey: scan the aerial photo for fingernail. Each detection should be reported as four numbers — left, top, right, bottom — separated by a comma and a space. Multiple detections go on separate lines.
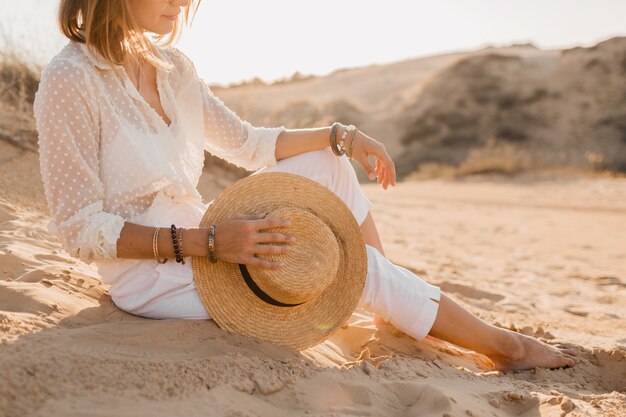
368, 173, 376, 180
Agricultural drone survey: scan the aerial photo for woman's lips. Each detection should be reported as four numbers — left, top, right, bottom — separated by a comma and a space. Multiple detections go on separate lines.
163, 12, 180, 21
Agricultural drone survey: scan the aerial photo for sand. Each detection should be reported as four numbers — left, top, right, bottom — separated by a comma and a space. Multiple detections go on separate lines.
0, 137, 624, 416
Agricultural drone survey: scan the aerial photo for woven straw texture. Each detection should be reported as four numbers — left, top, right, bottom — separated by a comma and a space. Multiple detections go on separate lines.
191, 172, 367, 350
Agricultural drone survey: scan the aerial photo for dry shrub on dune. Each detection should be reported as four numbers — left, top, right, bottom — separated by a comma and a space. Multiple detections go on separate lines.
0, 46, 41, 153
398, 37, 626, 179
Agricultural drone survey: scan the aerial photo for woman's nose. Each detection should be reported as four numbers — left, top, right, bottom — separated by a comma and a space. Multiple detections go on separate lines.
171, 0, 190, 6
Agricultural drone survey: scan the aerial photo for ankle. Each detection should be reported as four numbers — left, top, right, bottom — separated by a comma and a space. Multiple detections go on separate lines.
490, 328, 526, 361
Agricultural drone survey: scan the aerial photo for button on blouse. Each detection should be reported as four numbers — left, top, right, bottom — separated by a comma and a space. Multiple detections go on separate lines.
33, 40, 287, 265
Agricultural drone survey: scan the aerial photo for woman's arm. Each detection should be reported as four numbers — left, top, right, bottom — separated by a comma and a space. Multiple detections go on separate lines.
172, 49, 396, 186
34, 60, 128, 264
116, 223, 209, 259
179, 50, 344, 170
273, 126, 334, 161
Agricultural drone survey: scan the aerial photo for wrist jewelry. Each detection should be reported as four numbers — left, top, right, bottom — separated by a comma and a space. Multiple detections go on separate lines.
207, 224, 218, 263
170, 224, 183, 264
342, 124, 356, 154
347, 126, 358, 160
339, 125, 349, 150
178, 226, 185, 265
329, 122, 346, 156
153, 227, 168, 263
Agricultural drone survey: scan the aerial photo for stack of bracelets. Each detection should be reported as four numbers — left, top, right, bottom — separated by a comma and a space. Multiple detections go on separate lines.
151, 122, 357, 264
152, 223, 218, 264
330, 122, 358, 160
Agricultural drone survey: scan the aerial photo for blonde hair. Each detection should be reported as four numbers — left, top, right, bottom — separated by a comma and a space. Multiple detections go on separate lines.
58, 0, 201, 69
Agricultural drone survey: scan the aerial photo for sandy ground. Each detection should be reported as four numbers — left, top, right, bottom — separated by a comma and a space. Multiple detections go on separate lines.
1, 156, 624, 416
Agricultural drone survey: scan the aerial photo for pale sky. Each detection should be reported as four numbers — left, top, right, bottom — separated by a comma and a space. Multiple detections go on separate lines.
2, 0, 625, 86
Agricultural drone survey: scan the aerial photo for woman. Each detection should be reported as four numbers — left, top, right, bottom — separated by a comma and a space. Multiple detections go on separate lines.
33, 0, 576, 371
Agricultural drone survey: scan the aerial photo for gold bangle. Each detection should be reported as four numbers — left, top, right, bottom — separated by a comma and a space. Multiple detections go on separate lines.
153, 227, 168, 264
347, 127, 358, 160
152, 227, 158, 259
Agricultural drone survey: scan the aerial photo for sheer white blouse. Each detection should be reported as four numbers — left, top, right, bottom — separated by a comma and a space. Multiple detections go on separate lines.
33, 40, 286, 265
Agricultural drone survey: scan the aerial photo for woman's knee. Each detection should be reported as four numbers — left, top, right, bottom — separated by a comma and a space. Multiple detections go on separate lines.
255, 147, 369, 220
308, 147, 358, 188
257, 147, 347, 187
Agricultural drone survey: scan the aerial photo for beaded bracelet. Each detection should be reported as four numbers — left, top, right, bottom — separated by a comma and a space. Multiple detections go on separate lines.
170, 224, 184, 264
207, 224, 218, 263
178, 226, 185, 265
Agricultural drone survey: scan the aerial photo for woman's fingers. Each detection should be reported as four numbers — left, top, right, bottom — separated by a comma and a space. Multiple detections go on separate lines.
253, 242, 290, 255
377, 160, 389, 189
375, 159, 383, 178
246, 255, 284, 269
351, 129, 397, 188
247, 243, 290, 269
250, 231, 295, 244
372, 146, 395, 189
381, 154, 396, 187
252, 216, 292, 231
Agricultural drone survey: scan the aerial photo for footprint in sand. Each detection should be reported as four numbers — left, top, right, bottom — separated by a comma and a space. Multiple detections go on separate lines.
34, 253, 74, 263
437, 281, 505, 302
593, 275, 625, 288
0, 204, 18, 224
563, 305, 589, 317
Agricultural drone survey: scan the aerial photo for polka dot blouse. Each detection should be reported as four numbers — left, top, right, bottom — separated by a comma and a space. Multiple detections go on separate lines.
33, 40, 286, 265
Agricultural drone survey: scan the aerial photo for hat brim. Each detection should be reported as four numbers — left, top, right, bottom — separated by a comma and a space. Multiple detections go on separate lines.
191, 172, 368, 350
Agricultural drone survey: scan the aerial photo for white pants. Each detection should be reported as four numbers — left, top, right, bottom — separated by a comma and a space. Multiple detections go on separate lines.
96, 147, 441, 341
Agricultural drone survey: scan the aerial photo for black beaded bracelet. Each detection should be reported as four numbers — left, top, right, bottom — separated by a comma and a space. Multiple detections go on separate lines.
170, 224, 183, 264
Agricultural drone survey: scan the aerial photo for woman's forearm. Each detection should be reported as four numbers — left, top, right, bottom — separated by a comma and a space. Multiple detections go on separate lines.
116, 221, 209, 260
275, 125, 346, 161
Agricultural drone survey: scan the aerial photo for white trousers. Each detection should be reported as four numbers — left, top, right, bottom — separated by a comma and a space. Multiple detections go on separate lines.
96, 147, 441, 341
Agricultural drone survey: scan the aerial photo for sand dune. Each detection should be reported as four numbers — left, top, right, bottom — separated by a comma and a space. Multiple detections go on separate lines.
214, 38, 626, 180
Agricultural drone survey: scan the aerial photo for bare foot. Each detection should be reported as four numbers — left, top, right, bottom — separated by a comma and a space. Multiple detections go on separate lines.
489, 331, 577, 371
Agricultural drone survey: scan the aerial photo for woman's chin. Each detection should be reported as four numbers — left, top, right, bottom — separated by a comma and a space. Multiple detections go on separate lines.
146, 23, 175, 36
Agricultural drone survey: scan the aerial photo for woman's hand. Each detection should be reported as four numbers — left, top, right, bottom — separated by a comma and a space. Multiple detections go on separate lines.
348, 129, 396, 189
213, 213, 296, 269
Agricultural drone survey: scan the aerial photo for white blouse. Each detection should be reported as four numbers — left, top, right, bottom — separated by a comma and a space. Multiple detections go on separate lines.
33, 40, 286, 265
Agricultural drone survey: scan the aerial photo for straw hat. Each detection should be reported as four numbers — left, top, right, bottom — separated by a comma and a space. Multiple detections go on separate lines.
191, 171, 368, 350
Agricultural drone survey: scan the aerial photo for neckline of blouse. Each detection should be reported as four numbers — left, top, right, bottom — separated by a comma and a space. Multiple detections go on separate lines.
76, 41, 174, 74
76, 42, 177, 133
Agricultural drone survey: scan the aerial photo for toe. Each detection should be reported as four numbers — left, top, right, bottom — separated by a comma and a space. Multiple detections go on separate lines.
558, 353, 576, 368
562, 348, 578, 356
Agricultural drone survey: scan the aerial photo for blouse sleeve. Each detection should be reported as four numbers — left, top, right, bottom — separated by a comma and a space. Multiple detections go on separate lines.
33, 59, 126, 265
184, 63, 286, 171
